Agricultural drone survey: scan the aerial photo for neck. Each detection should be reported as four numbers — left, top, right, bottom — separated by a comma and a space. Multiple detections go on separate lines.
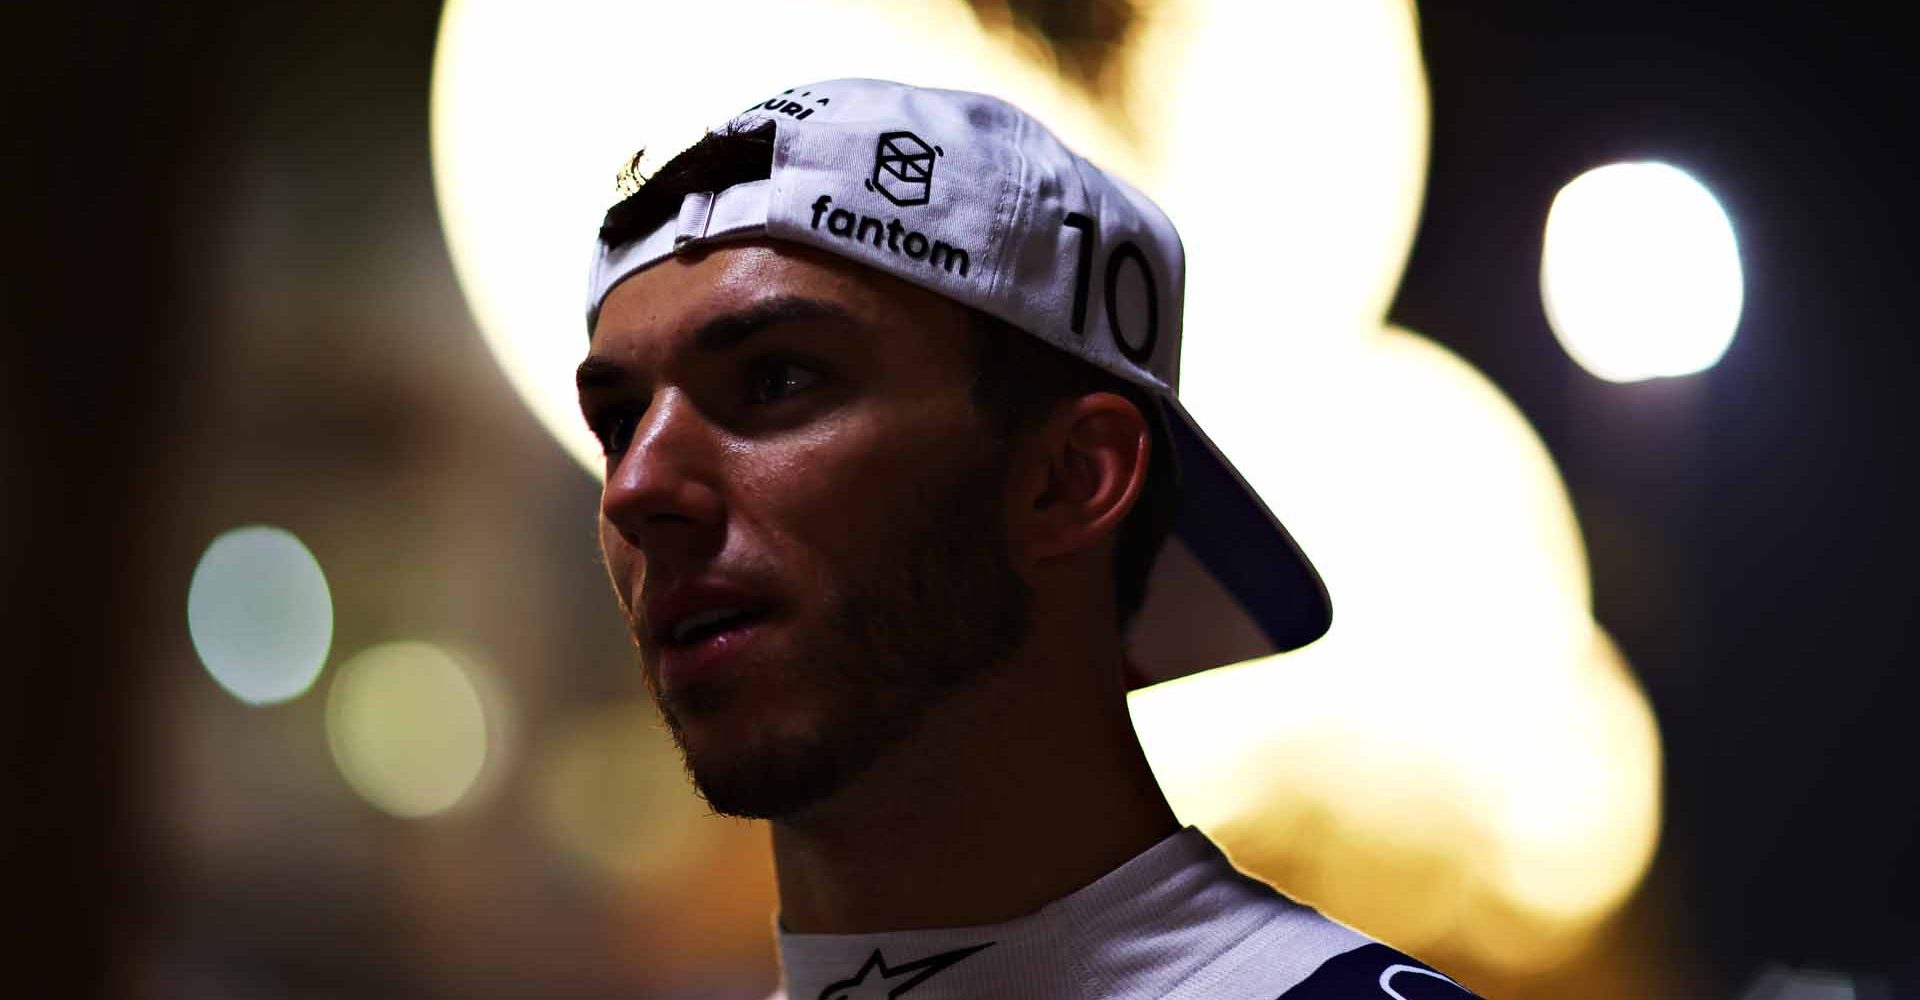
768, 632, 1179, 935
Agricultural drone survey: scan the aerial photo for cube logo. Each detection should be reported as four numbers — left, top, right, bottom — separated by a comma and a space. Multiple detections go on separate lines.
868, 130, 942, 207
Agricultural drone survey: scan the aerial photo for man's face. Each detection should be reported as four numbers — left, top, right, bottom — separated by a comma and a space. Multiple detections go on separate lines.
579, 242, 1031, 820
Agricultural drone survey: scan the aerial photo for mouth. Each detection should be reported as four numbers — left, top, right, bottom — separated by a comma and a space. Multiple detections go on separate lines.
652, 605, 776, 691
640, 576, 782, 689
661, 605, 768, 648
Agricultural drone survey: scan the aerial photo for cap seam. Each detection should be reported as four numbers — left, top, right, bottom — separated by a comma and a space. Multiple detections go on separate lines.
987, 108, 1032, 327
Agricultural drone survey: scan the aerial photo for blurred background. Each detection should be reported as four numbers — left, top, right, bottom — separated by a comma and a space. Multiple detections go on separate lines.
5, 1, 1915, 997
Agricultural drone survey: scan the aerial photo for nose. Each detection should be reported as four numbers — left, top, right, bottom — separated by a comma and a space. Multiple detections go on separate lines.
600, 389, 725, 555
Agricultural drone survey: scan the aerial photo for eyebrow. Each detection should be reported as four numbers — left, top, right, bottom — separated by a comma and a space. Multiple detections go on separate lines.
576, 295, 864, 392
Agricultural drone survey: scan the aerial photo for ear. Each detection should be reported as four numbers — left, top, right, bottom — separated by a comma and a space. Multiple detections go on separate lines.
1013, 392, 1152, 566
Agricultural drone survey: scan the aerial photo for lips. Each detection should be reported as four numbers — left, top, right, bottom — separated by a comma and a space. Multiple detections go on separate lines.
652, 609, 777, 692
648, 582, 760, 641
666, 605, 759, 645
644, 579, 777, 667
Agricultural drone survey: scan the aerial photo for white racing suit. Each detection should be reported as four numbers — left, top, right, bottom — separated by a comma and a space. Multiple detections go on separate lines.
769, 827, 1482, 999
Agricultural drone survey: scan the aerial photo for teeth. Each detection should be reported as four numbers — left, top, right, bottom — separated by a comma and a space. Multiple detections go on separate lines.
670, 606, 748, 644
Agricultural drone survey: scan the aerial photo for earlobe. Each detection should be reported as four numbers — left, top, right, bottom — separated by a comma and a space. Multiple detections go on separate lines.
1021, 393, 1151, 564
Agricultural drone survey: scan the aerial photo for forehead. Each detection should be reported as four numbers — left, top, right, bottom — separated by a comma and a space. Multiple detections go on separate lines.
589, 241, 972, 359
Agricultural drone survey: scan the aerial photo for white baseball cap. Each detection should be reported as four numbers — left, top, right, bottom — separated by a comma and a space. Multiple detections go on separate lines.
587, 78, 1330, 686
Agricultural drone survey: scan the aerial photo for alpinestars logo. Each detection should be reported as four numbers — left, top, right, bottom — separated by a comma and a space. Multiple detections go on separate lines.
867, 130, 941, 207
815, 943, 993, 1000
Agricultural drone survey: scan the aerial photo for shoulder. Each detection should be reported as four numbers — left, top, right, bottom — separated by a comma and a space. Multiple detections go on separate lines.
1193, 863, 1481, 999
1271, 940, 1483, 999
1175, 868, 1481, 999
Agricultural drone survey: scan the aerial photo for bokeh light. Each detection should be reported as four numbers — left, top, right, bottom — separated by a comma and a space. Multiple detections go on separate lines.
536, 700, 711, 880
1124, 0, 1428, 362
1739, 966, 1863, 1000
187, 524, 334, 705
325, 641, 491, 818
431, 0, 1130, 476
1130, 330, 1662, 970
1541, 161, 1744, 382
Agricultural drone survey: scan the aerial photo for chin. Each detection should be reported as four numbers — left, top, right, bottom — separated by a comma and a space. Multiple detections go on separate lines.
680, 723, 875, 821
664, 675, 925, 822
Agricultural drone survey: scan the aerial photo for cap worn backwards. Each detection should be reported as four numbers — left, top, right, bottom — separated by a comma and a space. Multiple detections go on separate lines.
587, 78, 1332, 685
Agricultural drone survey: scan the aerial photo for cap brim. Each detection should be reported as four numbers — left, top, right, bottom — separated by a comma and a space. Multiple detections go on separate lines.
1123, 395, 1332, 687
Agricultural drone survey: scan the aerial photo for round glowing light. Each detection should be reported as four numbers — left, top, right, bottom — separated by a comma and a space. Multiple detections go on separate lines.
1133, 331, 1660, 970
1739, 967, 1860, 1000
326, 641, 490, 818
431, 0, 1130, 477
1484, 628, 1662, 928
1541, 161, 1743, 382
187, 525, 334, 705
1124, 0, 1428, 360
1137, 626, 1663, 973
536, 701, 711, 879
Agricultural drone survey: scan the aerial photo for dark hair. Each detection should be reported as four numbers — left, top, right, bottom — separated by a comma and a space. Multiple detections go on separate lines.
597, 123, 1180, 629
965, 312, 1181, 630
599, 123, 778, 246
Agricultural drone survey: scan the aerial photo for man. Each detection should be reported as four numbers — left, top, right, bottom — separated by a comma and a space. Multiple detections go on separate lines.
577, 79, 1481, 999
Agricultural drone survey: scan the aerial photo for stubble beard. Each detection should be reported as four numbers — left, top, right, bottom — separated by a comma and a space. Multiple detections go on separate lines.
650, 444, 1032, 821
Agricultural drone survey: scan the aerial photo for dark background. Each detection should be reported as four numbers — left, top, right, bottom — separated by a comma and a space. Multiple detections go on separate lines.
1394, 2, 1918, 987
6, 1, 1913, 996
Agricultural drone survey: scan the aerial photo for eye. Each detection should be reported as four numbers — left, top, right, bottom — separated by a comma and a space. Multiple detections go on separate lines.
588, 408, 641, 456
746, 359, 821, 404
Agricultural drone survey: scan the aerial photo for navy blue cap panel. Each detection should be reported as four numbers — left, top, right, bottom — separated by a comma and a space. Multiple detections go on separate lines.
1126, 535, 1279, 682
1162, 398, 1332, 655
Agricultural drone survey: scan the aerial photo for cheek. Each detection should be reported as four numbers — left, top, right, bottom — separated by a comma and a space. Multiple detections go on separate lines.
728, 442, 875, 579
729, 428, 887, 537
598, 514, 639, 590
730, 410, 979, 569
